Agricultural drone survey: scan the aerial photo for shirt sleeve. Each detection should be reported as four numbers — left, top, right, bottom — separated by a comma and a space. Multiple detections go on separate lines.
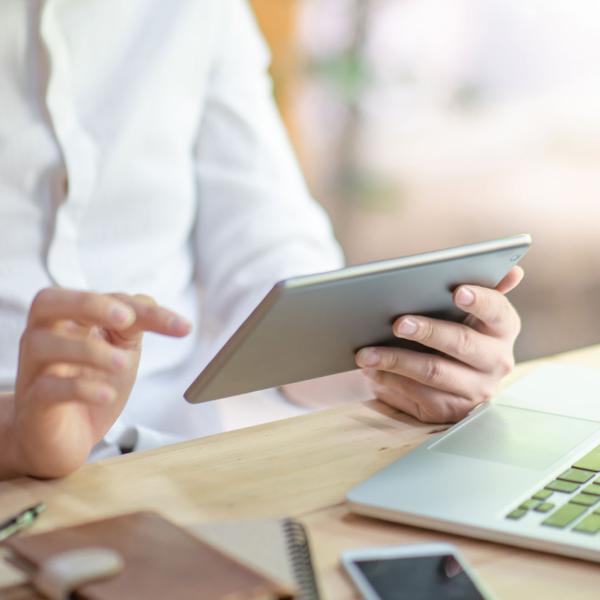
194, 0, 344, 354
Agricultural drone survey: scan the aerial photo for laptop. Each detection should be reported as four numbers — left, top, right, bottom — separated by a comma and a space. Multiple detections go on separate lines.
347, 363, 600, 562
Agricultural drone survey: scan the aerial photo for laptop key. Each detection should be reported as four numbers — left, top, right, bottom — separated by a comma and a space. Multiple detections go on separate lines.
573, 514, 600, 534
582, 484, 600, 496
558, 468, 595, 484
570, 493, 599, 507
506, 508, 527, 520
534, 502, 554, 513
545, 480, 579, 493
520, 499, 542, 510
533, 489, 553, 501
542, 503, 588, 528
573, 446, 600, 472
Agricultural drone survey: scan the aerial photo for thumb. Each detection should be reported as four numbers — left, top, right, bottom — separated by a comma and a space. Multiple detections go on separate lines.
104, 294, 157, 349
106, 293, 191, 348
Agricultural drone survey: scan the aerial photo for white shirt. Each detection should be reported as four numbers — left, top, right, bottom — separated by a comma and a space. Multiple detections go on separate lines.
0, 0, 343, 453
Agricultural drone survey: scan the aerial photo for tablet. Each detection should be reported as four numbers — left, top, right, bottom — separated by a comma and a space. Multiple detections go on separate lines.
185, 234, 531, 404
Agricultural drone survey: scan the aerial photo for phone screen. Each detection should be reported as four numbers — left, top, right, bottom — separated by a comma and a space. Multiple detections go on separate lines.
354, 554, 486, 600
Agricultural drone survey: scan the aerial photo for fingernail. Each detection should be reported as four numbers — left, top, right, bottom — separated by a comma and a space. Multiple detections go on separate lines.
112, 350, 128, 369
169, 316, 192, 334
456, 287, 475, 307
357, 349, 380, 367
96, 386, 116, 404
396, 317, 418, 337
110, 304, 135, 326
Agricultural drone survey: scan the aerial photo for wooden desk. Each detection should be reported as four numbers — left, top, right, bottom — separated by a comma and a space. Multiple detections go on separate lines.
2, 345, 600, 599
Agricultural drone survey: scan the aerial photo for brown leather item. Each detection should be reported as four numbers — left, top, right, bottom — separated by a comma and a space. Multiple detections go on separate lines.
0, 586, 45, 599
4, 511, 294, 600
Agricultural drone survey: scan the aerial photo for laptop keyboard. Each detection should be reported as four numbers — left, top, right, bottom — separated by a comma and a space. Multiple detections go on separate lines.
505, 443, 600, 534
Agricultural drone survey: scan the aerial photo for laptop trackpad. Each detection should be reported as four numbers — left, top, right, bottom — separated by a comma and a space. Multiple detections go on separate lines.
429, 405, 600, 471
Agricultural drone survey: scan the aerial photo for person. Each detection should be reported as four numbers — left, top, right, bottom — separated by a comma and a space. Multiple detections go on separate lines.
0, 1, 523, 480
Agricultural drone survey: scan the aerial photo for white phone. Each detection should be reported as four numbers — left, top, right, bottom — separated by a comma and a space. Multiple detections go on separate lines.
342, 543, 494, 600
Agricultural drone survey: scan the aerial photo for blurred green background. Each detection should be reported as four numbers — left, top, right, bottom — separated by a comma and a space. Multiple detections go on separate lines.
251, 0, 600, 362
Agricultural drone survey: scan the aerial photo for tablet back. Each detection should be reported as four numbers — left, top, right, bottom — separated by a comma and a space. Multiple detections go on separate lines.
185, 235, 531, 404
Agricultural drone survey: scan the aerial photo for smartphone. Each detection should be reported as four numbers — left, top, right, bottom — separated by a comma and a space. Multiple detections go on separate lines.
342, 543, 494, 600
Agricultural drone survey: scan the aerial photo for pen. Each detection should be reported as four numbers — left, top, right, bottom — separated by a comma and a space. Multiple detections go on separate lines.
0, 503, 45, 541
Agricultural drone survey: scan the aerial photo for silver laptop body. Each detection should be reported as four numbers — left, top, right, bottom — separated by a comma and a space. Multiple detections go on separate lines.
347, 364, 600, 562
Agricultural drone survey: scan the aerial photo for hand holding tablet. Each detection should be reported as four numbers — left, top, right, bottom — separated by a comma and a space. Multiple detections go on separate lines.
185, 234, 531, 420
356, 264, 524, 423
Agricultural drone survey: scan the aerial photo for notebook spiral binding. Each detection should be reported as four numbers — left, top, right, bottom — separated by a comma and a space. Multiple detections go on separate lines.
281, 519, 321, 600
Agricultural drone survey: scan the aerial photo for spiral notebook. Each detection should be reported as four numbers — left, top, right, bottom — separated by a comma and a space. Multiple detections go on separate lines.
190, 518, 321, 600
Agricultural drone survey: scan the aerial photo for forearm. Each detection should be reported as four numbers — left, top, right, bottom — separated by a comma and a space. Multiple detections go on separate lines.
281, 371, 373, 409
0, 392, 20, 480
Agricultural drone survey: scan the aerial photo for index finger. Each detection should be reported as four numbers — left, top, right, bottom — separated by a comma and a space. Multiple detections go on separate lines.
28, 288, 137, 330
111, 294, 192, 338
454, 284, 521, 338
